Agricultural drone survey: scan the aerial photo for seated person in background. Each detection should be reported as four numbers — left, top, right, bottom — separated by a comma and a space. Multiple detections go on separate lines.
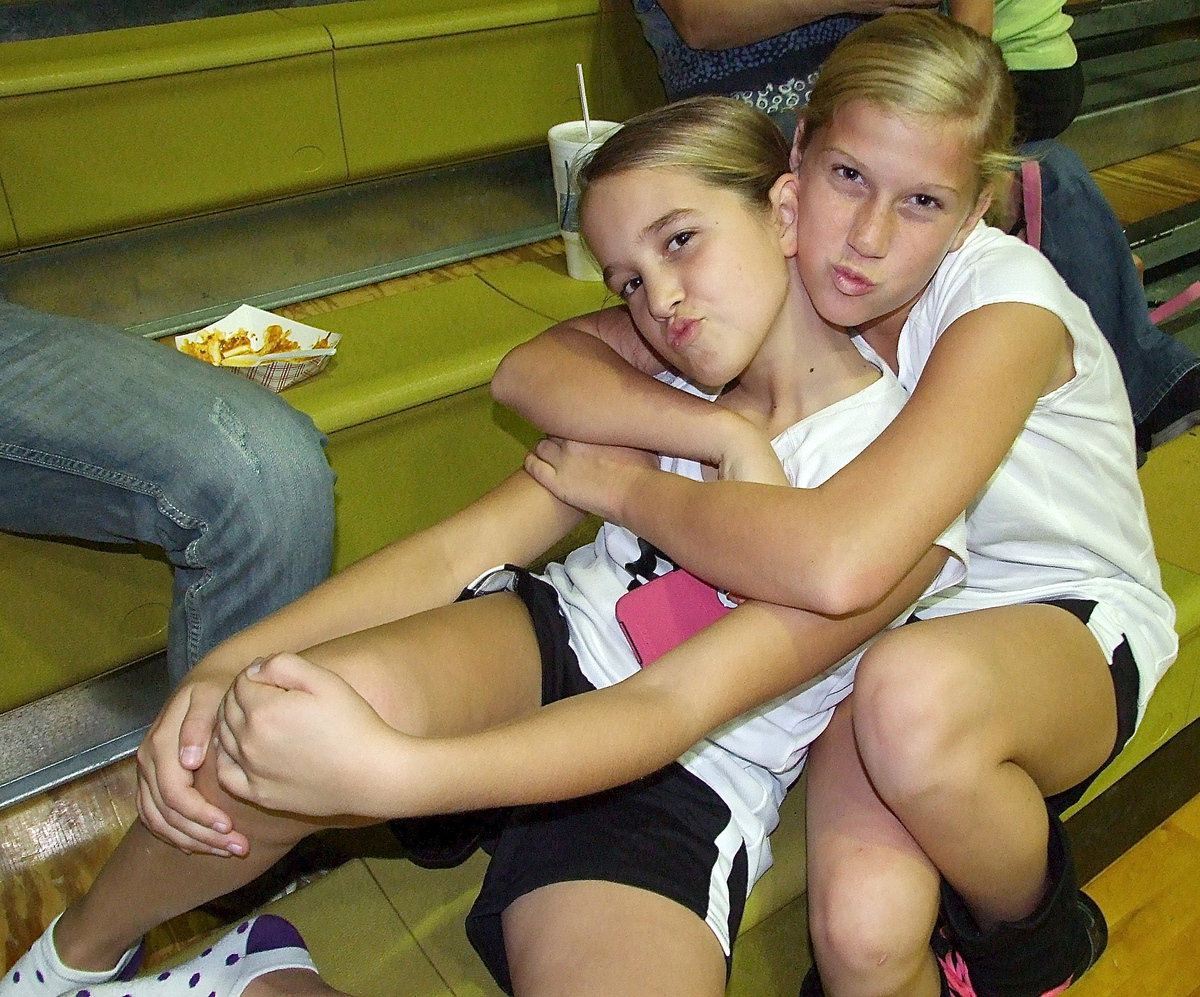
947, 0, 1083, 141
0, 296, 336, 684
632, 0, 1200, 453
633, 0, 931, 134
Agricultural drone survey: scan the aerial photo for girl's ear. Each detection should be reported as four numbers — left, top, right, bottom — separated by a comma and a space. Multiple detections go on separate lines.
770, 173, 801, 257
789, 119, 807, 172
949, 186, 994, 253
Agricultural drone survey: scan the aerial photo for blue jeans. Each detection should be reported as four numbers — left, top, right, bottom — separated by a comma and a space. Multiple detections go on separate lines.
0, 300, 335, 683
1026, 140, 1200, 423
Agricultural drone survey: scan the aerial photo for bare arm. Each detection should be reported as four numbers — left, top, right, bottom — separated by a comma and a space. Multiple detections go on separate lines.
946, 0, 994, 36
139, 470, 584, 852
657, 0, 940, 49
198, 470, 584, 679
493, 308, 758, 468
512, 302, 1067, 616
217, 545, 949, 818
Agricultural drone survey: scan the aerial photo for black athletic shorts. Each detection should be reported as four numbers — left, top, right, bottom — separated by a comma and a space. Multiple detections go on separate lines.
1039, 598, 1140, 815
460, 566, 750, 995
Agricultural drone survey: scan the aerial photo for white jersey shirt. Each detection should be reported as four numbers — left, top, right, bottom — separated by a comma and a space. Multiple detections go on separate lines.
854, 222, 1177, 723
539, 365, 967, 887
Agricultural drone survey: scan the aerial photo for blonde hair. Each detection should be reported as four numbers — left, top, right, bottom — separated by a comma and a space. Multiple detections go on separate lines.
800, 11, 1019, 197
579, 95, 791, 215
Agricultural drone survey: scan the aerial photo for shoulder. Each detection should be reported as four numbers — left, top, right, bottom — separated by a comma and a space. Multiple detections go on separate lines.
919, 223, 1077, 329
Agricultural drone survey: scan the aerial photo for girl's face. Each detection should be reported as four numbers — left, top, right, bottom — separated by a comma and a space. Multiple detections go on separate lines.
791, 99, 992, 341
582, 165, 798, 390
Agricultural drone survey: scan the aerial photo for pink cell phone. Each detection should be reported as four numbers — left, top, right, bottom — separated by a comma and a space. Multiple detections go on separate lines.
615, 569, 734, 666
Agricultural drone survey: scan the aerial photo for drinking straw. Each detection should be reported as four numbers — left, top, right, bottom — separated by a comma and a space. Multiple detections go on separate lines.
576, 62, 592, 139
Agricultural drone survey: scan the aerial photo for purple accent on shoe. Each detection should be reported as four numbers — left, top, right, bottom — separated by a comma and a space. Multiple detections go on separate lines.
115, 941, 146, 984
244, 915, 306, 956
236, 923, 248, 935
798, 965, 824, 996
35, 972, 44, 984
224, 956, 238, 967
77, 990, 90, 997
10, 972, 18, 984
201, 949, 212, 957
188, 973, 200, 988
158, 974, 170, 981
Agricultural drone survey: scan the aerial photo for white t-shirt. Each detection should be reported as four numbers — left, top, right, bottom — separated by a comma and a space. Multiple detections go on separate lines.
854, 222, 1177, 722
539, 364, 967, 886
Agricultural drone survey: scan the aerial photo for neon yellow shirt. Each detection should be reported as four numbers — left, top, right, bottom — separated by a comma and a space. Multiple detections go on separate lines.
994, 0, 1077, 71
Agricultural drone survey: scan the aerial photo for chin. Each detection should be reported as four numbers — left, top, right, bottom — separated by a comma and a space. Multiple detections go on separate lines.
812, 296, 872, 331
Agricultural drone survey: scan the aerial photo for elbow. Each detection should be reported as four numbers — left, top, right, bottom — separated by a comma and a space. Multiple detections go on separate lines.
491, 344, 529, 409
796, 557, 899, 619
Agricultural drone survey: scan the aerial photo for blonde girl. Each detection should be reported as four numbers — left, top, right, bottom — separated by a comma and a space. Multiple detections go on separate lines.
496, 12, 1176, 997
3, 98, 964, 997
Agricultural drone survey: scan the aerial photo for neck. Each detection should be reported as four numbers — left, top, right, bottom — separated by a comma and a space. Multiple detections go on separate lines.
723, 274, 880, 437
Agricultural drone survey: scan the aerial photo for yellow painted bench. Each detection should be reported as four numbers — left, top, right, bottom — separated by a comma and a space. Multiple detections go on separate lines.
0, 1, 662, 251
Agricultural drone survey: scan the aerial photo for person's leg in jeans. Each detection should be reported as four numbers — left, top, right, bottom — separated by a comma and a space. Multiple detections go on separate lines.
1024, 140, 1200, 449
0, 300, 335, 683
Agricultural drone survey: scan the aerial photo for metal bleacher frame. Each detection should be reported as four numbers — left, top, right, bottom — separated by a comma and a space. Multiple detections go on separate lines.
1064, 0, 1200, 168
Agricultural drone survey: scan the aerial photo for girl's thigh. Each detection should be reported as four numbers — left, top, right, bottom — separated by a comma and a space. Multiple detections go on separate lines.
503, 880, 727, 997
854, 603, 1119, 797
471, 762, 743, 996
302, 591, 545, 738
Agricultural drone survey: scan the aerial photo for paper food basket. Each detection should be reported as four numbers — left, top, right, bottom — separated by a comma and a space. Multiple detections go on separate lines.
175, 304, 340, 392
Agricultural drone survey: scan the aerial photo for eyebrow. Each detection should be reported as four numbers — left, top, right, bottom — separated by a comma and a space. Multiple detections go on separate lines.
601, 207, 697, 285
643, 207, 695, 237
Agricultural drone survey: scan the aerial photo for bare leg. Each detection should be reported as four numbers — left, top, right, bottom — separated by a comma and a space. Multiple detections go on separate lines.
503, 881, 727, 997
805, 701, 943, 997
56, 763, 331, 970
51, 593, 544, 971
850, 605, 1116, 926
243, 969, 347, 997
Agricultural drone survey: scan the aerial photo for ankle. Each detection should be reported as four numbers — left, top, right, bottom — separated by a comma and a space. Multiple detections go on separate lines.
53, 905, 134, 975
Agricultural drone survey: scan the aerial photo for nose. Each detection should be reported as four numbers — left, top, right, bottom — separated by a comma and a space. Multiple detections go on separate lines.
847, 197, 892, 259
644, 269, 683, 322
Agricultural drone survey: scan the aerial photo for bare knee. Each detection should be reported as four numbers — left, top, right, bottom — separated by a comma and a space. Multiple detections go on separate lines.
302, 640, 442, 738
851, 631, 976, 804
809, 861, 937, 991
196, 748, 334, 848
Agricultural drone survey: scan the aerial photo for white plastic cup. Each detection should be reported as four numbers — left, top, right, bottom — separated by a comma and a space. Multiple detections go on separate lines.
547, 119, 621, 281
